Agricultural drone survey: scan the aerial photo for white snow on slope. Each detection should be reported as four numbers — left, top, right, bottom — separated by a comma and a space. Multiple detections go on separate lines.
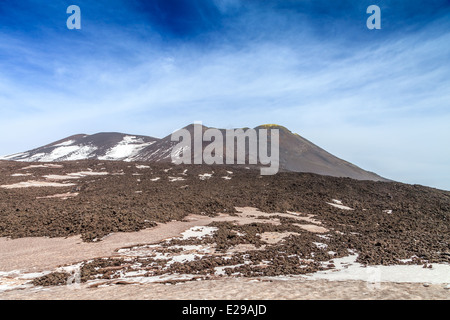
43, 171, 109, 180
136, 165, 150, 169
199, 173, 213, 180
2, 135, 156, 162
63, 145, 98, 161
0, 152, 29, 160
327, 200, 354, 210
21, 164, 63, 170
266, 251, 450, 285
306, 253, 450, 284
1, 181, 76, 189
9, 145, 98, 162
52, 140, 75, 147
180, 226, 218, 240
99, 136, 155, 161
24, 153, 46, 162
169, 176, 185, 182
39, 146, 81, 162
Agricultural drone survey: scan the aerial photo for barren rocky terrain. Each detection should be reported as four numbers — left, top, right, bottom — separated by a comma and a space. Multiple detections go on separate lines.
0, 160, 449, 298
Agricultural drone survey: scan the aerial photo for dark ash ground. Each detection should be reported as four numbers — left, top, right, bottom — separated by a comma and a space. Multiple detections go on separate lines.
0, 160, 449, 287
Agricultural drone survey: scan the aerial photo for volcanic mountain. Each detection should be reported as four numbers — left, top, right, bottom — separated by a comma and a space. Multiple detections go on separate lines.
0, 124, 387, 181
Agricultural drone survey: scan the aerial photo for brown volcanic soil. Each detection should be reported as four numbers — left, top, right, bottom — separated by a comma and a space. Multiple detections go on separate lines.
0, 160, 449, 269
3, 278, 449, 300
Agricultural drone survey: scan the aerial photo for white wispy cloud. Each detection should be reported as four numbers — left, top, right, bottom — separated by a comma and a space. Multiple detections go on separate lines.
0, 11, 449, 189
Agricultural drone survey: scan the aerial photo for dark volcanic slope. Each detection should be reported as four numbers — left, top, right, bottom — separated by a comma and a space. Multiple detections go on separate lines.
256, 125, 387, 181
1, 133, 158, 162
0, 160, 448, 267
1, 124, 387, 181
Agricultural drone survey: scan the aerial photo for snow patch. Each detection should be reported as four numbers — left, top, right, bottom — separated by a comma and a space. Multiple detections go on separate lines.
52, 140, 75, 147
64, 145, 98, 161
38, 145, 95, 162
327, 201, 354, 210
36, 192, 79, 200
44, 171, 108, 180
199, 173, 213, 180
313, 242, 328, 249
1, 152, 29, 160
99, 136, 155, 161
169, 176, 185, 182
136, 165, 150, 169
180, 226, 218, 240
1, 181, 76, 189
21, 164, 63, 170
305, 253, 450, 284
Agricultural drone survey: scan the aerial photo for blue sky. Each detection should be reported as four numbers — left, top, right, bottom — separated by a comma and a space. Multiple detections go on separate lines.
0, 0, 449, 190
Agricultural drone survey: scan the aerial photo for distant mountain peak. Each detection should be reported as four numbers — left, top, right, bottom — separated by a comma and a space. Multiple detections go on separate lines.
0, 124, 388, 181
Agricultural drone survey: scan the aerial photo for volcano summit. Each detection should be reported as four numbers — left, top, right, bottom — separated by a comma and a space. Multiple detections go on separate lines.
1, 124, 387, 182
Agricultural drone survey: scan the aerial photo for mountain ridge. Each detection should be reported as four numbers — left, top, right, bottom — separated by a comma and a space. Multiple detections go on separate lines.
0, 124, 388, 181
